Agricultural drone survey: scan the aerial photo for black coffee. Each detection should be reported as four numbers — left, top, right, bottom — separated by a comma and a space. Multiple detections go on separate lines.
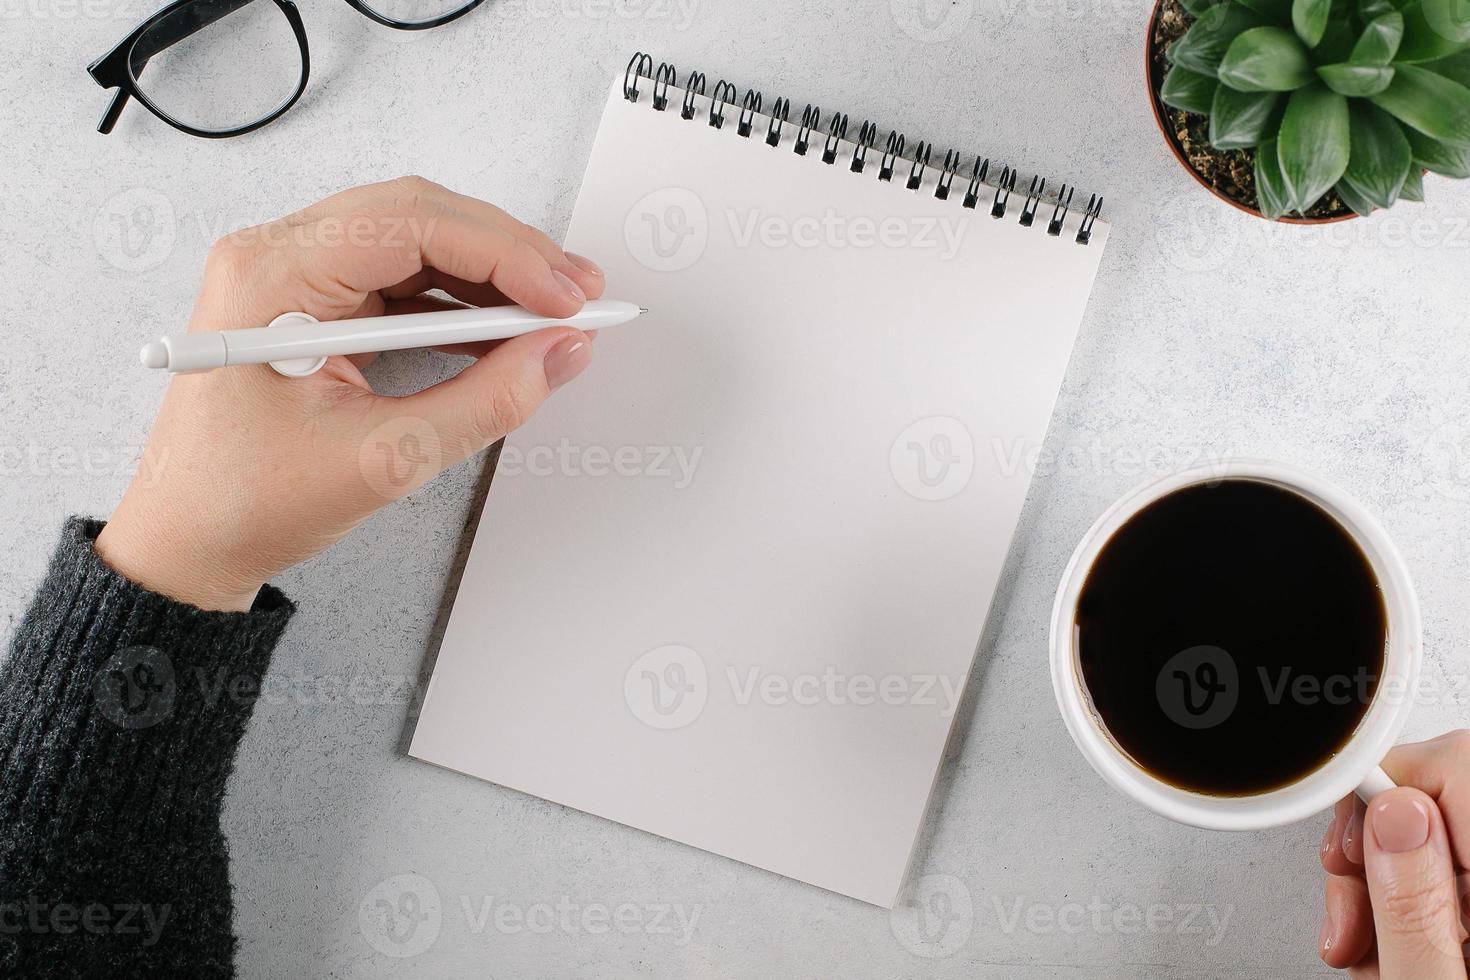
1075, 479, 1387, 796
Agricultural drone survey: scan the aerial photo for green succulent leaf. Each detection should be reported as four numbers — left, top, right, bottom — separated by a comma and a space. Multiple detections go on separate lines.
1317, 62, 1397, 94
1352, 11, 1406, 61
1370, 64, 1470, 145
1341, 101, 1413, 206
1218, 27, 1316, 90
1210, 87, 1285, 146
1254, 139, 1295, 217
1333, 178, 1381, 214
1162, 64, 1221, 113
1316, 17, 1363, 60
1237, 0, 1295, 19
1422, 0, 1470, 43
1278, 85, 1352, 210
1359, 0, 1404, 18
1171, 4, 1266, 76
1399, 165, 1426, 198
1406, 127, 1470, 174
1293, 0, 1335, 45
1179, 0, 1222, 16
1423, 49, 1470, 86
1397, 0, 1470, 60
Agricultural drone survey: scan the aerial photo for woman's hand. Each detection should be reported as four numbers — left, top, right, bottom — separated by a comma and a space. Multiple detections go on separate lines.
95, 177, 605, 612
1319, 730, 1470, 978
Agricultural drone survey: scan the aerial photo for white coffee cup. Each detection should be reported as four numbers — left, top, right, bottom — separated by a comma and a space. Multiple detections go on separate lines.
1049, 459, 1421, 831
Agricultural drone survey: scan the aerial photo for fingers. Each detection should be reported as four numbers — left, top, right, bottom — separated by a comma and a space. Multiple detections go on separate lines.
1383, 731, 1470, 871
1326, 794, 1368, 876
356, 326, 594, 499
1361, 787, 1469, 980
1323, 872, 1377, 969
191, 177, 601, 331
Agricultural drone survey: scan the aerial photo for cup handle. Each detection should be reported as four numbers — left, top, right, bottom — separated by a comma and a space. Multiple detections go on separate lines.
1356, 765, 1396, 803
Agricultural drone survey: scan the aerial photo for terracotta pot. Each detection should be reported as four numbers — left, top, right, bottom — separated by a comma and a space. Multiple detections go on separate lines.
1144, 0, 1358, 224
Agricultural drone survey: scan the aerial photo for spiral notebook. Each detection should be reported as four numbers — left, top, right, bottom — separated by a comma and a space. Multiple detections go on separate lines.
409, 55, 1111, 907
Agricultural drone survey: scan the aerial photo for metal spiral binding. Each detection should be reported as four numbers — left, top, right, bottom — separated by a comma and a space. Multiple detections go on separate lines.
738, 90, 762, 137
936, 149, 962, 201
1019, 175, 1045, 227
795, 104, 820, 156
907, 141, 932, 191
623, 53, 653, 101
991, 166, 1017, 218
680, 72, 705, 120
822, 113, 848, 165
963, 157, 990, 209
766, 97, 790, 147
878, 132, 904, 182
1077, 194, 1103, 245
851, 121, 878, 173
652, 63, 676, 111
1048, 184, 1074, 237
709, 80, 736, 129
620, 52, 1104, 244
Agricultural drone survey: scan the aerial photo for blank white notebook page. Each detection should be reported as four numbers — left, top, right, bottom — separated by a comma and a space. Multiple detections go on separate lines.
410, 79, 1110, 907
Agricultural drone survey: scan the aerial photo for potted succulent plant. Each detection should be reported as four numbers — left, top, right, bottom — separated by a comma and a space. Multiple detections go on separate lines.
1147, 0, 1470, 220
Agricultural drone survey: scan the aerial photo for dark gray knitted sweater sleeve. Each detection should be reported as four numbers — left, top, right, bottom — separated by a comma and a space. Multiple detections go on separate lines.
0, 518, 294, 978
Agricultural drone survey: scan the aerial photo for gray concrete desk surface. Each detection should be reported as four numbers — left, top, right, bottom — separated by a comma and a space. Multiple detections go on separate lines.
3, 0, 1469, 976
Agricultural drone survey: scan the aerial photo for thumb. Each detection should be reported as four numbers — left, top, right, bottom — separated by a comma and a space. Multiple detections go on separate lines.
354, 327, 593, 502
1363, 787, 1469, 980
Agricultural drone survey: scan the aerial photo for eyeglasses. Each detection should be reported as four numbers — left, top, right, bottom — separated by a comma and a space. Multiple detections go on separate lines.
87, 0, 486, 139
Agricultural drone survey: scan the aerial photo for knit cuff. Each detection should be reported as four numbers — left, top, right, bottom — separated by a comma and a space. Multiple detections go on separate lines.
0, 518, 295, 842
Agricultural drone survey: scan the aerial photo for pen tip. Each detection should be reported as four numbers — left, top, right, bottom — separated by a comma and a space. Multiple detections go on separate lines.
638, 307, 649, 315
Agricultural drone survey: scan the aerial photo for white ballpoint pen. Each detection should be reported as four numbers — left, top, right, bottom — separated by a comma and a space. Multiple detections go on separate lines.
137, 299, 648, 377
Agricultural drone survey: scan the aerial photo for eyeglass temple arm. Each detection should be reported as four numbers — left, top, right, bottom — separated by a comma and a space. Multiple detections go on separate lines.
98, 89, 132, 135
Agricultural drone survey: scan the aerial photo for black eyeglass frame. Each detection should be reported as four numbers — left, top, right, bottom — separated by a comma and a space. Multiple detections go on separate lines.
87, 0, 486, 139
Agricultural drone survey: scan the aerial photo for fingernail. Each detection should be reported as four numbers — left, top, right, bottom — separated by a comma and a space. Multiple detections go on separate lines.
544, 335, 592, 391
1319, 911, 1334, 954
1372, 795, 1432, 853
565, 252, 603, 278
1343, 807, 1363, 864
1321, 814, 1340, 859
552, 269, 586, 303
